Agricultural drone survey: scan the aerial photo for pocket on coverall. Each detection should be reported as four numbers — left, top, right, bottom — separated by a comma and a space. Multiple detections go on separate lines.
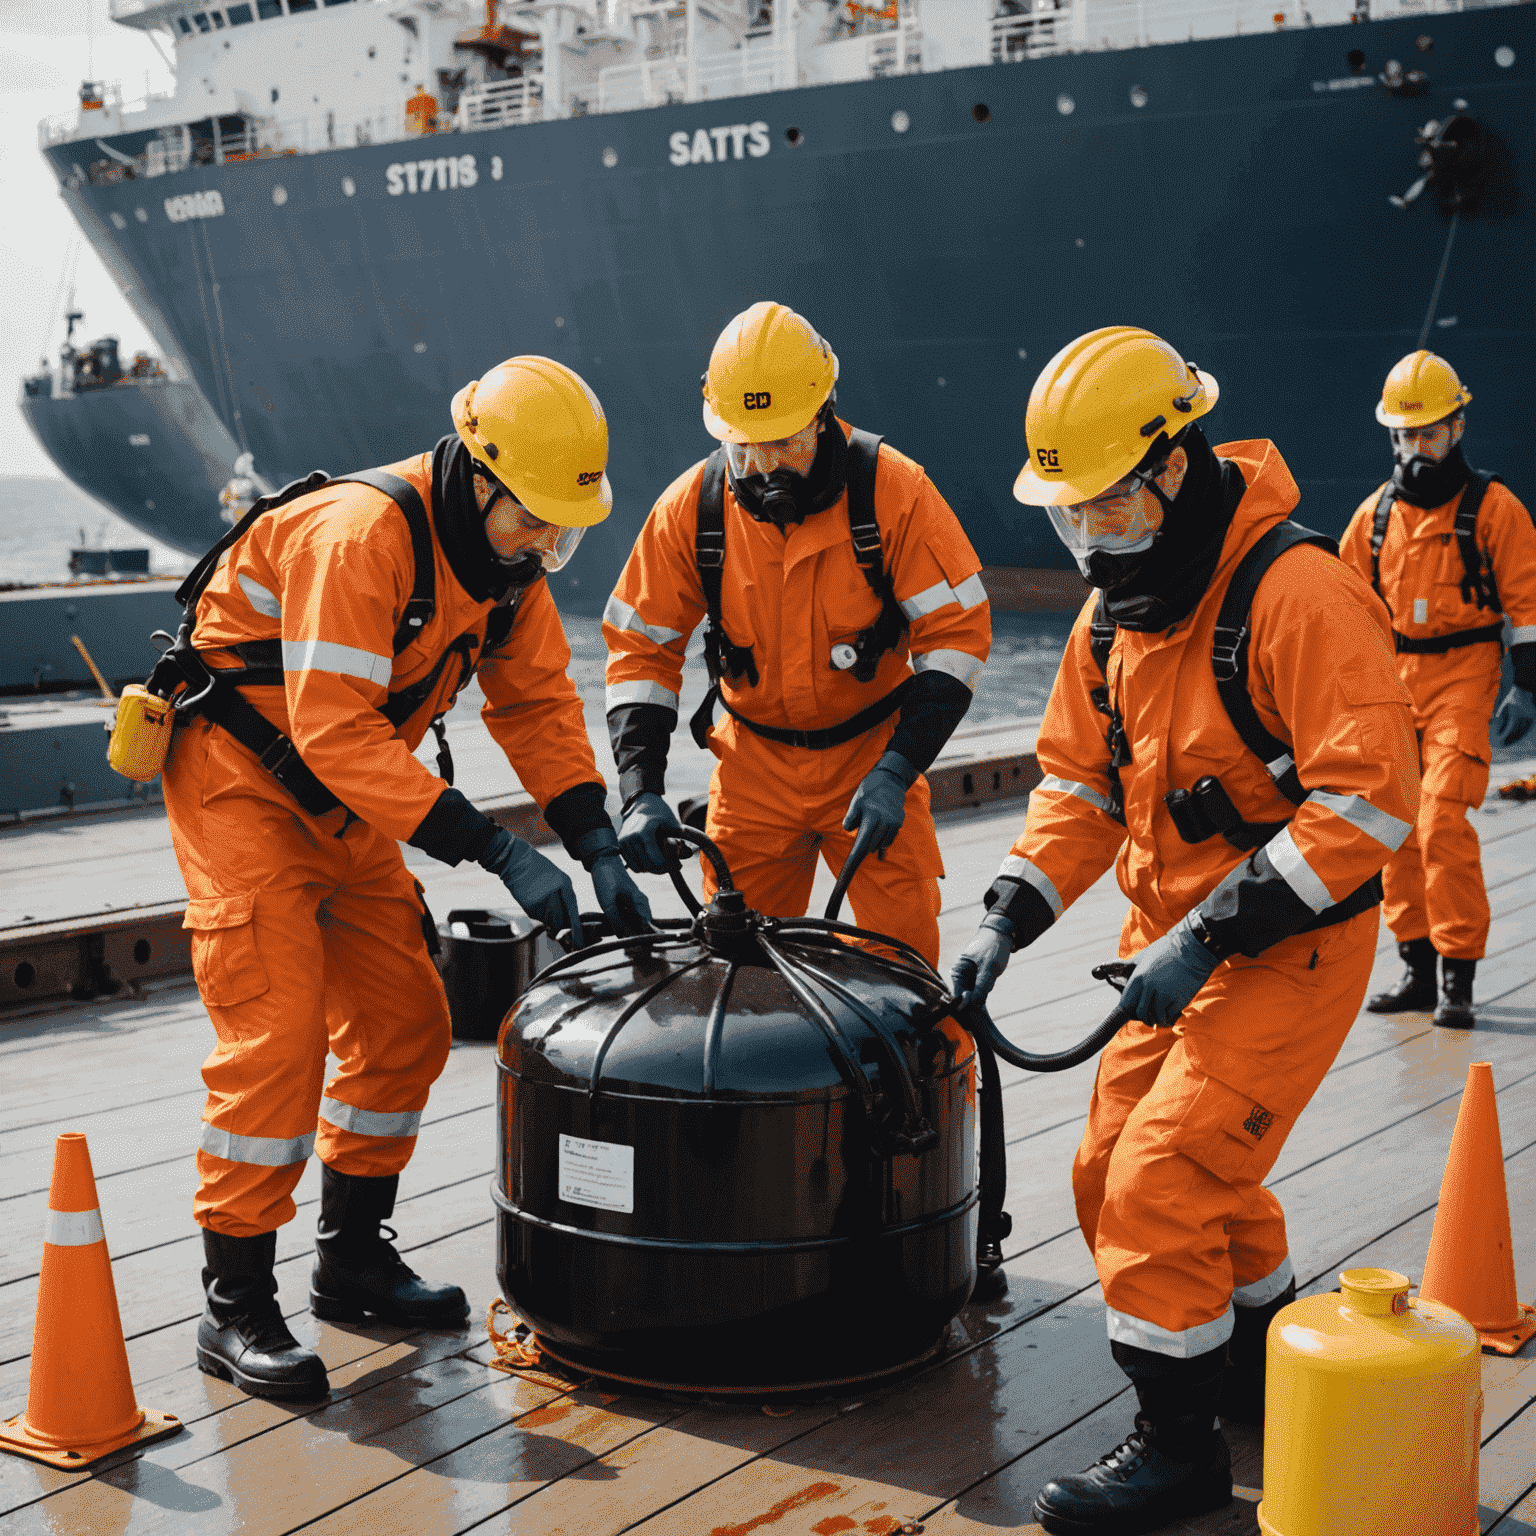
1178, 1075, 1280, 1186
1421, 724, 1490, 806
184, 894, 270, 1007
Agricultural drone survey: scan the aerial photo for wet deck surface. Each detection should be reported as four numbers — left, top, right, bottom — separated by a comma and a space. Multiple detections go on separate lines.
3, 763, 1535, 1535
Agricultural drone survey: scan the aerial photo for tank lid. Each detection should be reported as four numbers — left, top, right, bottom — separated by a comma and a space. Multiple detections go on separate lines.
1339, 1267, 1412, 1316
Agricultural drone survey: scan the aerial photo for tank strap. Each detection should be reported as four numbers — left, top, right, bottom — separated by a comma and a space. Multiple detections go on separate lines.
1454, 471, 1503, 614
1392, 621, 1505, 655
1368, 481, 1396, 605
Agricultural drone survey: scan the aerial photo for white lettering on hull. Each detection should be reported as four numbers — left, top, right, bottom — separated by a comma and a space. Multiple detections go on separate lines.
164, 189, 225, 222
668, 121, 770, 166
386, 154, 480, 195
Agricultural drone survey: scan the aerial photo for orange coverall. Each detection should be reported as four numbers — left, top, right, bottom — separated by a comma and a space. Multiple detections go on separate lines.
165, 454, 603, 1237
1339, 478, 1536, 960
998, 440, 1418, 1356
604, 423, 991, 963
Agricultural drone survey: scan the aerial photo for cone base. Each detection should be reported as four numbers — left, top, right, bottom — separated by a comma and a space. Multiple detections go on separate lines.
1477, 1301, 1536, 1357
0, 1407, 181, 1470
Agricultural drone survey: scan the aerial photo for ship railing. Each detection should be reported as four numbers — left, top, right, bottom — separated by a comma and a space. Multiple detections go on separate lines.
868, 19, 922, 75
458, 76, 546, 129
989, 0, 1506, 61
37, 78, 176, 148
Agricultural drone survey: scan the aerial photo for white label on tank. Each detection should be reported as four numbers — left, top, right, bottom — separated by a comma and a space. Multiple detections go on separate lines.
1413, 598, 1428, 625
558, 1134, 634, 1213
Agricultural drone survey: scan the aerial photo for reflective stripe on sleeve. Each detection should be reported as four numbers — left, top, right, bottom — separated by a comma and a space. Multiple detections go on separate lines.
1266, 826, 1333, 914
1233, 1254, 1294, 1308
1034, 774, 1113, 814
1106, 1304, 1235, 1358
997, 853, 1063, 919
237, 574, 282, 620
281, 638, 392, 685
605, 679, 680, 711
913, 648, 984, 691
1510, 624, 1536, 645
603, 595, 682, 646
897, 573, 990, 621
319, 1097, 424, 1139
200, 1123, 316, 1167
45, 1208, 104, 1247
1308, 790, 1412, 851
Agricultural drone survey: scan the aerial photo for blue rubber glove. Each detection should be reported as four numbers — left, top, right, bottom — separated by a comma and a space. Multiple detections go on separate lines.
950, 912, 1016, 1012
1117, 914, 1221, 1027
842, 751, 918, 867
574, 828, 654, 937
1491, 686, 1536, 748
617, 792, 683, 874
477, 827, 582, 947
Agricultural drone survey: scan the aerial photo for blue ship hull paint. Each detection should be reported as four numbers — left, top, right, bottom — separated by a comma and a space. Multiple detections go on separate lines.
44, 9, 1535, 611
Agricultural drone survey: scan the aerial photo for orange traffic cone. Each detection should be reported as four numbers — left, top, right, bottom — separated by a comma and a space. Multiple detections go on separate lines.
0, 1133, 182, 1468
1420, 1062, 1536, 1356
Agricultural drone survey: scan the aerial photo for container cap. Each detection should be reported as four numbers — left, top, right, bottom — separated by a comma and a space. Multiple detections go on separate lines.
1339, 1267, 1412, 1316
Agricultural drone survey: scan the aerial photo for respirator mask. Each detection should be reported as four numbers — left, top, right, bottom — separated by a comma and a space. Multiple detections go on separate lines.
724, 405, 844, 528
474, 468, 584, 573
1046, 454, 1175, 590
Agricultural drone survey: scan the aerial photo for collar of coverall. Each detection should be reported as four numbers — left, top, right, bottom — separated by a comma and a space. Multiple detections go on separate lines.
431, 434, 542, 603
725, 408, 849, 527
1099, 424, 1248, 633
1390, 442, 1472, 509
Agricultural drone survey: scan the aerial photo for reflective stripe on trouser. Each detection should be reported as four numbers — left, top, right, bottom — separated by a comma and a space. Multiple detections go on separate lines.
699, 719, 945, 966
1072, 908, 1377, 1357
1380, 674, 1497, 960
165, 719, 452, 1238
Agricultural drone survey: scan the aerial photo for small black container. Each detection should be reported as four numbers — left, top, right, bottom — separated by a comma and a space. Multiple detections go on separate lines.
494, 841, 977, 1392
437, 908, 559, 1042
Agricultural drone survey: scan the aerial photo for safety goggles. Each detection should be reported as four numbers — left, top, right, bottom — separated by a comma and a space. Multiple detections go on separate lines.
724, 419, 820, 481
1044, 463, 1166, 558
475, 470, 584, 571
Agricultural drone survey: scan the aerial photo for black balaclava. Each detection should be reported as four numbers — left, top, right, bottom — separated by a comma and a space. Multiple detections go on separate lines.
431, 434, 542, 601
1391, 438, 1471, 509
726, 404, 849, 528
1097, 424, 1247, 633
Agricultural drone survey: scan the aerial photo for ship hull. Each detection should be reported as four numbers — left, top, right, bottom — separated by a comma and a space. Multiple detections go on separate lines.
45, 7, 1536, 606
19, 378, 242, 556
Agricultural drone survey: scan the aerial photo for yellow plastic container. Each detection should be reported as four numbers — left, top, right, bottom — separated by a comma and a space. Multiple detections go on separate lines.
107, 685, 175, 783
1258, 1268, 1481, 1536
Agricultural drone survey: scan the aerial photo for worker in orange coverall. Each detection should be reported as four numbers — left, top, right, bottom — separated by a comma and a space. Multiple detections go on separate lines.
1338, 351, 1536, 1028
603, 301, 991, 969
950, 327, 1419, 1536
159, 357, 650, 1402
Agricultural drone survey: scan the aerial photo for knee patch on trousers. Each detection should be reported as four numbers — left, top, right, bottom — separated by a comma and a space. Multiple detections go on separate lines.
185, 893, 269, 1007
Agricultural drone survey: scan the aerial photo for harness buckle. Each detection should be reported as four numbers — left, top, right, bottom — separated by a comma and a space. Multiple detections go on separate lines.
1210, 624, 1246, 682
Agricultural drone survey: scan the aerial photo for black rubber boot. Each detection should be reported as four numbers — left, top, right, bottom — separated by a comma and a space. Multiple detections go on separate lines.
197, 1229, 330, 1400
1365, 938, 1437, 1013
310, 1165, 469, 1327
1217, 1278, 1296, 1424
1032, 1342, 1232, 1535
1433, 958, 1477, 1029
973, 1224, 1010, 1303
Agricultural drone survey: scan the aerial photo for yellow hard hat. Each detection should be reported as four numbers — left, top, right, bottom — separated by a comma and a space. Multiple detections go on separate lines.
1013, 326, 1219, 507
451, 356, 612, 528
702, 301, 840, 444
1375, 350, 1471, 429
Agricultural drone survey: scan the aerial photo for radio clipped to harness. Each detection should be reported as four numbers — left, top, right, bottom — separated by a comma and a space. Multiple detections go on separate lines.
106, 684, 177, 782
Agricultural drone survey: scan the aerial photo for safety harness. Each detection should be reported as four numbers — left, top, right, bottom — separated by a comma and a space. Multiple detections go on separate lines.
1088, 519, 1382, 926
148, 468, 537, 819
1369, 471, 1507, 654
687, 429, 912, 751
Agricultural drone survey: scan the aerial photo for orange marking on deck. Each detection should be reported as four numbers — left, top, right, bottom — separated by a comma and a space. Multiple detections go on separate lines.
812, 1519, 858, 1534
710, 1480, 843, 1535
519, 1403, 573, 1428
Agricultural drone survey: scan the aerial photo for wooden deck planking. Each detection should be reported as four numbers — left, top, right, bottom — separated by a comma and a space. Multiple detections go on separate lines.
2, 787, 1533, 1534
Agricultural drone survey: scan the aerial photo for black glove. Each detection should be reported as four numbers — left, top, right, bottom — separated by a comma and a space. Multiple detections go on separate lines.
617, 791, 683, 874
574, 828, 654, 937
842, 751, 918, 868
478, 827, 582, 947
951, 912, 1015, 1012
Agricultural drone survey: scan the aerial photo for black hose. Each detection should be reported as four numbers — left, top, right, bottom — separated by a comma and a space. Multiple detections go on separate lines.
657, 825, 735, 915
960, 999, 1133, 1074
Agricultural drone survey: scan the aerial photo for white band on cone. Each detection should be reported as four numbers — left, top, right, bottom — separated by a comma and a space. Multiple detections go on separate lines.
45, 1208, 104, 1247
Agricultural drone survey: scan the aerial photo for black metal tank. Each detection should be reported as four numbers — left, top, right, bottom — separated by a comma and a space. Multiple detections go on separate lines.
494, 829, 977, 1391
